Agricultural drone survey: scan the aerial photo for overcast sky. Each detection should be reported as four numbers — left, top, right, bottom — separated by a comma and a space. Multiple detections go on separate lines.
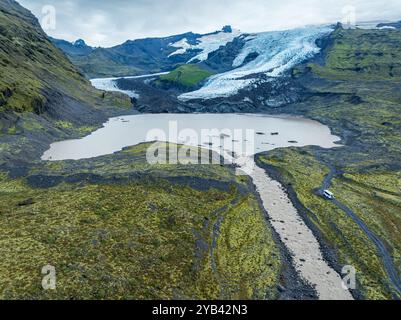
18, 0, 401, 47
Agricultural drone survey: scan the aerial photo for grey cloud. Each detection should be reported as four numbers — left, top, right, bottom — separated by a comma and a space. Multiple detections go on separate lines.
17, 0, 401, 47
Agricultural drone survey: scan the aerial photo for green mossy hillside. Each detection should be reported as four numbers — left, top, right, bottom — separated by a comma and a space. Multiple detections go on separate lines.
296, 27, 401, 172
311, 28, 401, 81
258, 149, 400, 299
0, 0, 132, 164
0, 0, 131, 115
157, 64, 214, 89
68, 49, 141, 79
0, 144, 281, 299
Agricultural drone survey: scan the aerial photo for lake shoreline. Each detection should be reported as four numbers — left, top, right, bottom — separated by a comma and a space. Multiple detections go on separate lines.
41, 113, 341, 161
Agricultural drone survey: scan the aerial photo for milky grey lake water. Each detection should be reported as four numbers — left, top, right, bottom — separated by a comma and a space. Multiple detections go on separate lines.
41, 113, 341, 161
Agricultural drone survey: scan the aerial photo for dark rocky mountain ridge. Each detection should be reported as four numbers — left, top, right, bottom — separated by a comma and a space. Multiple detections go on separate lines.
51, 26, 243, 78
0, 0, 132, 162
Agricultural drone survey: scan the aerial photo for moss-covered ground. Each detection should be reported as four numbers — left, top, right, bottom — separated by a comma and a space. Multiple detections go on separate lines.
0, 144, 281, 299
157, 64, 214, 89
258, 149, 400, 299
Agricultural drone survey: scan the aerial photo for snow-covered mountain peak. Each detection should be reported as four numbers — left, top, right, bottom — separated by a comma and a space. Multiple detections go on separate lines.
73, 39, 87, 47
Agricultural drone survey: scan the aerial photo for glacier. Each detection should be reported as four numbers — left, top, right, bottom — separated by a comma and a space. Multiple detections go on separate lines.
91, 77, 139, 99
179, 25, 333, 101
90, 72, 169, 98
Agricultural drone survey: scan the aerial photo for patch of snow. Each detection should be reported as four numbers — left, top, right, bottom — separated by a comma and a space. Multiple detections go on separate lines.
188, 29, 242, 62
168, 29, 242, 62
179, 25, 333, 101
356, 21, 392, 29
120, 72, 170, 80
378, 26, 397, 30
168, 38, 192, 57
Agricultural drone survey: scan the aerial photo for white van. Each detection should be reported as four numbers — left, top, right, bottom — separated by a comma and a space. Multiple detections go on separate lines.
323, 190, 334, 200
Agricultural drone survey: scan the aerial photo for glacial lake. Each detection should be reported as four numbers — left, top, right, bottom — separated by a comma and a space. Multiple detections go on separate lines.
41, 113, 341, 161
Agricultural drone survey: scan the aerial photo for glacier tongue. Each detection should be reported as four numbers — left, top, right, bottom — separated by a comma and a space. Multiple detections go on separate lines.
90, 78, 139, 99
179, 25, 333, 101
90, 73, 169, 99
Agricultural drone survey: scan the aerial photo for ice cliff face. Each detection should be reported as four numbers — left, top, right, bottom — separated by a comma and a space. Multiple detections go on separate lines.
179, 25, 333, 100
